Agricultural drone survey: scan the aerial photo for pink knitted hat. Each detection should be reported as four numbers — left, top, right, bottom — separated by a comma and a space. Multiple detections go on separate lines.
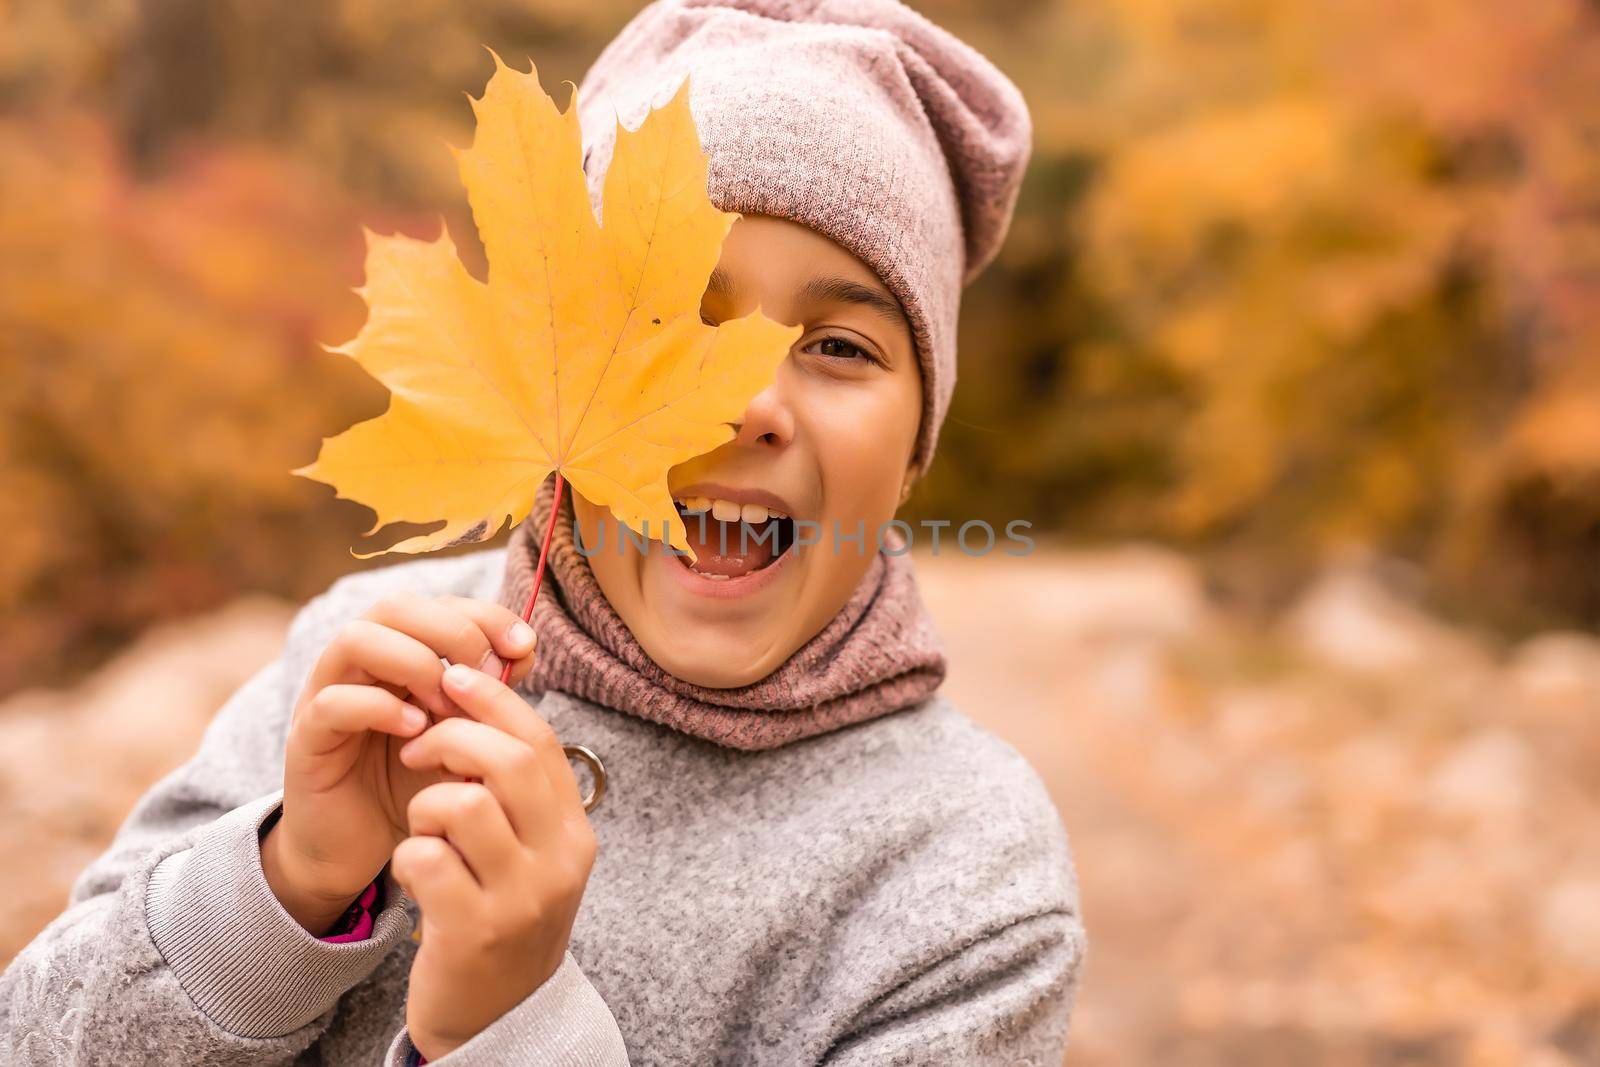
573, 0, 1032, 473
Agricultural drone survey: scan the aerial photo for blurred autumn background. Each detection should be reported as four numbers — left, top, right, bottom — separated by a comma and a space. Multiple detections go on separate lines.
3, 0, 1599, 1063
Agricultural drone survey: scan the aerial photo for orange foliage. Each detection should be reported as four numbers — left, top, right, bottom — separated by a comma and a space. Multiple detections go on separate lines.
0, 112, 420, 693
1068, 0, 1600, 623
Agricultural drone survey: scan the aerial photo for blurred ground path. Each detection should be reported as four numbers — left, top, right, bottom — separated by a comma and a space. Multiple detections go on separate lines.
4, 546, 1599, 1066
918, 544, 1600, 1067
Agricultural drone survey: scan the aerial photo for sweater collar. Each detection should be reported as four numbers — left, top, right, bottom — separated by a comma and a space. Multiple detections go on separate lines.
497, 477, 947, 751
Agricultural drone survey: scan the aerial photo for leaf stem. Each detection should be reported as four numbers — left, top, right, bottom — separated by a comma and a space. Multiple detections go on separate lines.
498, 470, 565, 686
460, 473, 564, 794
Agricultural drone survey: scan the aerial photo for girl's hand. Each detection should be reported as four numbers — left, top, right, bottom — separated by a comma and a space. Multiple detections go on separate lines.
263, 593, 538, 936
392, 661, 598, 1061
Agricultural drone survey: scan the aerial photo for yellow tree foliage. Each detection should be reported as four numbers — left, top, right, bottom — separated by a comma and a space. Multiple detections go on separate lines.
1072, 0, 1600, 621
0, 111, 406, 695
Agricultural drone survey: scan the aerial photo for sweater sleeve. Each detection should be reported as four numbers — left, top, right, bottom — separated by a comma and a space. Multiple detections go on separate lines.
819, 908, 1085, 1066
381, 950, 630, 1067
0, 624, 414, 1065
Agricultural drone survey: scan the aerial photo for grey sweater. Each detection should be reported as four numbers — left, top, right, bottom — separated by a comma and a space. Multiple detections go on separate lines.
1, 548, 1085, 1065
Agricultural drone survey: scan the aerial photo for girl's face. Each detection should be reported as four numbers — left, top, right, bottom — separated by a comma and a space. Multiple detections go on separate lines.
571, 215, 922, 687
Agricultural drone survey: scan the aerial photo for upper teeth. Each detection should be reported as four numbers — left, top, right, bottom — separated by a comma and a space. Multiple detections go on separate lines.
676, 496, 787, 522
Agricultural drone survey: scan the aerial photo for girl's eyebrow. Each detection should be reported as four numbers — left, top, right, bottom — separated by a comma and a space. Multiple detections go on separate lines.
796, 275, 907, 331
705, 267, 907, 331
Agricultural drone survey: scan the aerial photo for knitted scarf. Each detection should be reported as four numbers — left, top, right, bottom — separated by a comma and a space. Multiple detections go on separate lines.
497, 477, 947, 751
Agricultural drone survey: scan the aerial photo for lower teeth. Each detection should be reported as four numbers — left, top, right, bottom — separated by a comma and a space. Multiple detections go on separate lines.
675, 510, 793, 582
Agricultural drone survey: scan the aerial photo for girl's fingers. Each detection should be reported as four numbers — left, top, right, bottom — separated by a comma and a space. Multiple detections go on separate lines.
362, 592, 500, 677
391, 834, 480, 931
435, 596, 539, 685
315, 620, 454, 717
438, 663, 583, 823
300, 684, 429, 755
398, 715, 558, 851
406, 781, 524, 888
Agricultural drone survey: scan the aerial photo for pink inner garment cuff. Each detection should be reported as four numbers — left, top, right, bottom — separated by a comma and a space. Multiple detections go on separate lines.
317, 878, 382, 943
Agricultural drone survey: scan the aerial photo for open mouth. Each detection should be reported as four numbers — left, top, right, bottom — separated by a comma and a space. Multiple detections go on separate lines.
672, 495, 798, 581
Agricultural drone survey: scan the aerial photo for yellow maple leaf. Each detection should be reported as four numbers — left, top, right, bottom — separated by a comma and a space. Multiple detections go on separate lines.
294, 53, 798, 561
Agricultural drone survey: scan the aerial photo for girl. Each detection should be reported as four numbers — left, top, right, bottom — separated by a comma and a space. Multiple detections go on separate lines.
1, 1, 1084, 1063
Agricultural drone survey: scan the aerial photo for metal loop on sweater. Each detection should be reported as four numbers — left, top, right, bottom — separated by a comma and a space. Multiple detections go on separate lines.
563, 744, 606, 813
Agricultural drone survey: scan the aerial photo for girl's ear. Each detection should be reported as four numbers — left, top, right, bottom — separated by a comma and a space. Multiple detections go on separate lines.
898, 469, 916, 508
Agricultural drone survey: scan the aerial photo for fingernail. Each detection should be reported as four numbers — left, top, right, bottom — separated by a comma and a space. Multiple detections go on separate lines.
401, 704, 428, 732
478, 650, 504, 677
444, 662, 477, 691
509, 621, 535, 650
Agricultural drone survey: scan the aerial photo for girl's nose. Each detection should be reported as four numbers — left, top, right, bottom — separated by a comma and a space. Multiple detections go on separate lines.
729, 377, 794, 450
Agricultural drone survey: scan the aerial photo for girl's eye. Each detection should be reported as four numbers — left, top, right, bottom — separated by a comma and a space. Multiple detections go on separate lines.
810, 335, 873, 362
